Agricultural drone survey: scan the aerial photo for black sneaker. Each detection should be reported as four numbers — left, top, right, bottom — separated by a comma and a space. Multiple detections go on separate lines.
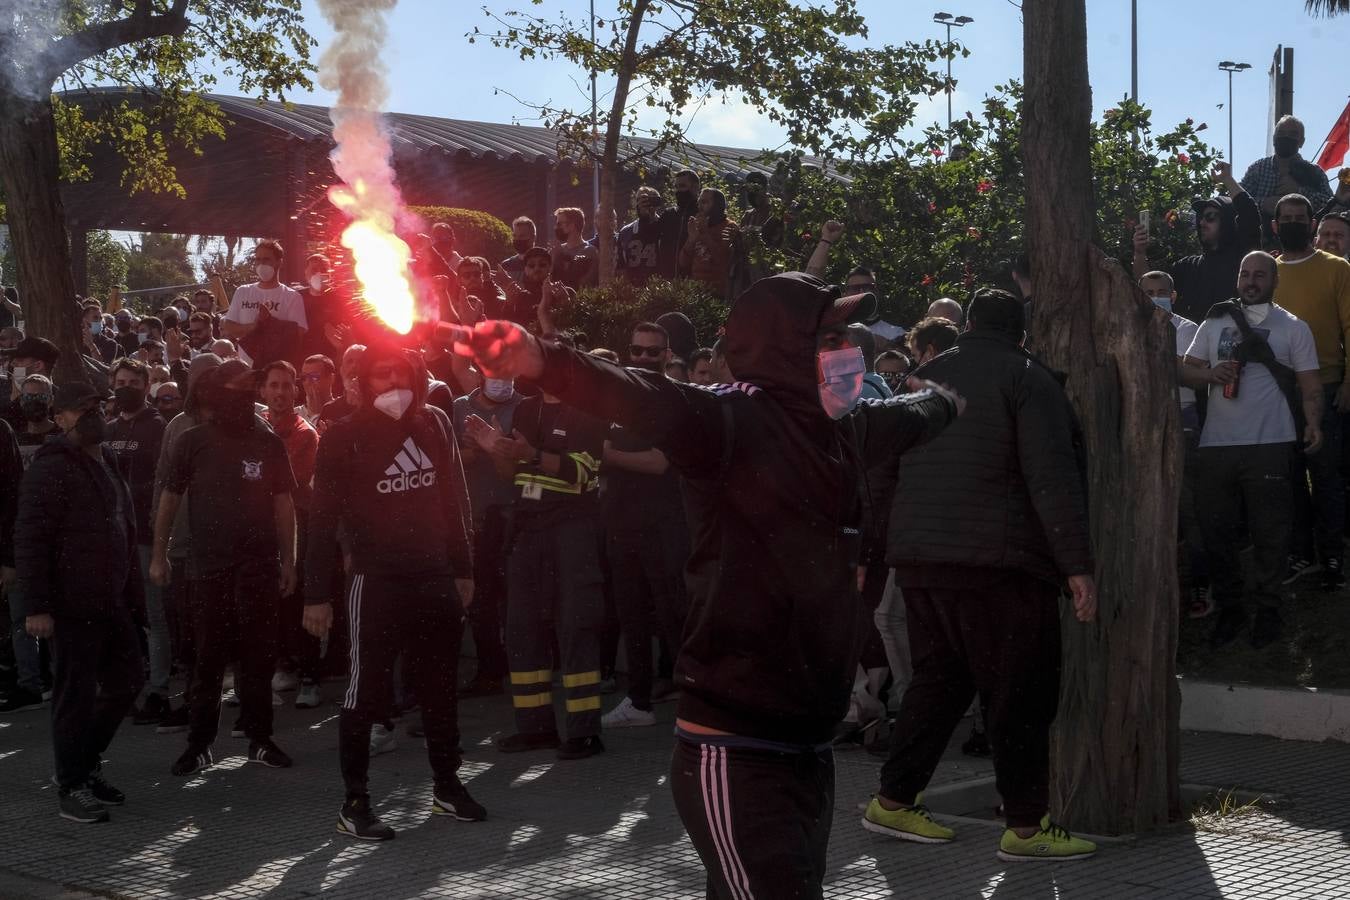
87, 766, 125, 806
1210, 606, 1246, 647
0, 687, 45, 714
432, 781, 487, 821
132, 692, 169, 726
1250, 608, 1285, 650
961, 727, 992, 758
171, 746, 214, 777
247, 739, 293, 768
230, 717, 245, 739
337, 796, 395, 841
58, 785, 109, 824
496, 731, 561, 753
556, 735, 605, 760
1322, 558, 1346, 591
155, 706, 189, 734
1282, 556, 1320, 585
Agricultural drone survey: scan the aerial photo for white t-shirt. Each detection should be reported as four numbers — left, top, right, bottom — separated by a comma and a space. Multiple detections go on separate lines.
225, 283, 308, 330
1171, 312, 1198, 408
1186, 303, 1318, 448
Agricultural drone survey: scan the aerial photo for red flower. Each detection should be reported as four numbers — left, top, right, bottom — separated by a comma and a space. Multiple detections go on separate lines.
927, 201, 937, 214
921, 274, 935, 286
1177, 153, 1190, 165
932, 147, 944, 158
976, 180, 993, 194
967, 226, 982, 239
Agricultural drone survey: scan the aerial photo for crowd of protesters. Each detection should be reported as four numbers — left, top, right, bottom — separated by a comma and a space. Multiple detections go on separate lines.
2, 117, 1348, 895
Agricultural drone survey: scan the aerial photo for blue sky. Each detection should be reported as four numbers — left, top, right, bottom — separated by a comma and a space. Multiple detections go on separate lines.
274, 1, 1350, 174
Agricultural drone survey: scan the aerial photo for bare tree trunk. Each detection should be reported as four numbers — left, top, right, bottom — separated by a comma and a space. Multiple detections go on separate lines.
0, 91, 84, 383
595, 0, 650, 287
1023, 0, 1181, 835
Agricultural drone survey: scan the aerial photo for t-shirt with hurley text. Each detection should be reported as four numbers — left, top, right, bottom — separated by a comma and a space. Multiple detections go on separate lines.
1186, 303, 1319, 448
225, 283, 309, 331
164, 421, 296, 574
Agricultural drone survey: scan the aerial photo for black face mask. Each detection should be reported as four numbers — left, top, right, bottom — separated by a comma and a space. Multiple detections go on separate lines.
71, 408, 106, 446
554, 226, 569, 242
512, 238, 533, 254
20, 394, 50, 423
1277, 221, 1312, 253
745, 189, 765, 206
1274, 136, 1300, 159
212, 388, 255, 432
675, 189, 696, 208
113, 385, 145, 414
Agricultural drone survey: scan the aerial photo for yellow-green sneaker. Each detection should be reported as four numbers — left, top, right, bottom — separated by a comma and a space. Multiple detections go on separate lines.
861, 797, 955, 844
997, 815, 1096, 862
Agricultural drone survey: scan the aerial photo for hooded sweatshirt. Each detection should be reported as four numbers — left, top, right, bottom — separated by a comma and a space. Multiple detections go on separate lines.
1168, 192, 1261, 323
532, 271, 957, 743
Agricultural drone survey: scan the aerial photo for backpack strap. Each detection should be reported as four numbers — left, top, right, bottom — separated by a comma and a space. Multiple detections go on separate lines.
1209, 301, 1303, 425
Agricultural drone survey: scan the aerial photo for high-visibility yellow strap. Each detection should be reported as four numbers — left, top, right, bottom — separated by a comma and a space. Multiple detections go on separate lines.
565, 696, 601, 713
512, 691, 553, 709
514, 473, 584, 495
570, 452, 600, 476
509, 669, 552, 686
562, 670, 601, 688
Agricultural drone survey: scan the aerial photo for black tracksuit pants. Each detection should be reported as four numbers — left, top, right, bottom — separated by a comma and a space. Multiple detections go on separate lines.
1199, 443, 1294, 611
467, 506, 510, 680
878, 573, 1062, 829
608, 518, 688, 711
49, 612, 144, 790
671, 737, 834, 900
187, 561, 280, 747
339, 571, 465, 800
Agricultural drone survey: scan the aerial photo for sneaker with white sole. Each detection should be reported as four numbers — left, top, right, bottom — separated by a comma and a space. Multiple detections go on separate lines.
247, 739, 293, 768
338, 796, 395, 841
1283, 556, 1320, 585
600, 697, 657, 728
59, 785, 109, 824
294, 681, 321, 709
370, 723, 398, 756
432, 781, 487, 821
271, 670, 300, 692
221, 688, 240, 707
997, 815, 1096, 862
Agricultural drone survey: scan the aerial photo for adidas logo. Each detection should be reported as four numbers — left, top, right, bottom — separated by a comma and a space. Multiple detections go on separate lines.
377, 436, 437, 494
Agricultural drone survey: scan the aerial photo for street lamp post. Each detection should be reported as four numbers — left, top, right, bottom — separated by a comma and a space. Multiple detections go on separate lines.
1218, 60, 1251, 162
933, 12, 973, 154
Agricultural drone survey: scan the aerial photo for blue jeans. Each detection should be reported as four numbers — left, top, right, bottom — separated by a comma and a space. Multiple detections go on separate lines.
1292, 383, 1345, 563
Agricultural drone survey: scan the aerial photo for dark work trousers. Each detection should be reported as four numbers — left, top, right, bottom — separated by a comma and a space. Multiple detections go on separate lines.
1199, 443, 1294, 611
608, 518, 688, 711
338, 571, 465, 800
467, 506, 510, 680
858, 563, 890, 670
49, 612, 144, 789
1178, 409, 1209, 588
169, 558, 195, 702
187, 561, 280, 747
671, 737, 834, 900
506, 516, 604, 740
1292, 383, 1345, 564
281, 511, 321, 682
878, 575, 1062, 829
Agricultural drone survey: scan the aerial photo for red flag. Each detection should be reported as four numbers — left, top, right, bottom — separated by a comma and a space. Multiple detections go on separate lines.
1317, 100, 1350, 171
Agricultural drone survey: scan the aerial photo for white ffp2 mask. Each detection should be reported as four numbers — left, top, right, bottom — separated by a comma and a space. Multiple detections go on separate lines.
817, 347, 866, 419
373, 388, 414, 420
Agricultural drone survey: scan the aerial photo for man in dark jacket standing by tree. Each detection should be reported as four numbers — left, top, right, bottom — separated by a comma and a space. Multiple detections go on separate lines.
14, 382, 144, 824
862, 288, 1098, 862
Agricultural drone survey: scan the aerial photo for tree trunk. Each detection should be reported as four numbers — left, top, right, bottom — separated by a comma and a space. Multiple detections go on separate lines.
0, 91, 85, 384
1023, 0, 1181, 835
595, 0, 649, 287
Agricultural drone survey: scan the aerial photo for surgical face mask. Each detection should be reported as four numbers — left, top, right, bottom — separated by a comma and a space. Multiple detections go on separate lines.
1243, 303, 1272, 325
255, 263, 277, 282
309, 274, 328, 292
89, 320, 103, 336
1149, 296, 1173, 314
137, 332, 149, 345
20, 393, 50, 422
70, 408, 106, 446
373, 387, 414, 420
483, 378, 514, 402
1274, 135, 1299, 159
817, 346, 866, 420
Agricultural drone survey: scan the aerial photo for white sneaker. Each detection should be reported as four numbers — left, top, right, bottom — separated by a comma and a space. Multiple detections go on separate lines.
221, 671, 235, 692
370, 724, 398, 756
294, 682, 321, 709
601, 697, 656, 728
221, 688, 240, 707
271, 691, 284, 708
271, 670, 300, 692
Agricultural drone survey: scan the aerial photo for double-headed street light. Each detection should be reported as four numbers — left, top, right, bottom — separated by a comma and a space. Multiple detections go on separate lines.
933, 12, 974, 154
1218, 60, 1251, 163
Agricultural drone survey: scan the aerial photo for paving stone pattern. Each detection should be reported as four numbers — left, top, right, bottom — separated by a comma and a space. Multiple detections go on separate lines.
1, 677, 1348, 899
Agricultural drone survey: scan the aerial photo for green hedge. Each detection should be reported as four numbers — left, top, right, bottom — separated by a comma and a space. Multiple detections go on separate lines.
408, 206, 512, 263
559, 278, 728, 357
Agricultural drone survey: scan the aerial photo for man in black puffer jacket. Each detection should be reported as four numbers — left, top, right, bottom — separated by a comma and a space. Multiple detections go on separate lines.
13, 382, 144, 825
862, 288, 1099, 863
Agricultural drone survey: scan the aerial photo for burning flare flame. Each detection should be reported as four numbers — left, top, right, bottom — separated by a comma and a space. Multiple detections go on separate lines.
328, 180, 416, 335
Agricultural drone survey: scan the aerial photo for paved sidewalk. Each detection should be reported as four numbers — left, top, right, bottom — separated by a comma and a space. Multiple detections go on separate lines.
2, 676, 1349, 899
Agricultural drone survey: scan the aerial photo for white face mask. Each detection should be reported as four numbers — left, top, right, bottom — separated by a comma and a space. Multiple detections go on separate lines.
373, 387, 414, 420
255, 264, 277, 282
817, 346, 866, 420
1150, 296, 1173, 314
483, 377, 514, 402
309, 274, 327, 292
1243, 303, 1272, 326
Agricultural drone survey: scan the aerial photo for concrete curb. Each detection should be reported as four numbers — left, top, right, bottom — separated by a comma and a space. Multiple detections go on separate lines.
1179, 678, 1350, 742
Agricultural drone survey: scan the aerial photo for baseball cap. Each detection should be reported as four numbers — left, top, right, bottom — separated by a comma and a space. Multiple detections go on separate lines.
52, 381, 111, 413
12, 337, 61, 368
819, 287, 877, 328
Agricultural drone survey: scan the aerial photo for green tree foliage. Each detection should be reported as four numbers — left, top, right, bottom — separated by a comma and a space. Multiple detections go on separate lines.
559, 277, 726, 356
85, 229, 128, 300
124, 232, 194, 291
408, 206, 512, 264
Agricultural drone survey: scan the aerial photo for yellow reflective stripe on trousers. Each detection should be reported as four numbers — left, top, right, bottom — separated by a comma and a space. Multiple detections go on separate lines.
514, 473, 584, 495
565, 696, 602, 713
562, 671, 601, 688
512, 691, 553, 709
509, 669, 552, 685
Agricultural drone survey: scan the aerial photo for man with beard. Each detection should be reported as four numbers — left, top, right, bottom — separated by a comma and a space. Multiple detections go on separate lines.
1134, 162, 1261, 323
492, 248, 571, 333
1183, 251, 1324, 648
448, 272, 960, 898
1316, 211, 1350, 259
1268, 193, 1350, 591
617, 187, 681, 285
151, 361, 298, 776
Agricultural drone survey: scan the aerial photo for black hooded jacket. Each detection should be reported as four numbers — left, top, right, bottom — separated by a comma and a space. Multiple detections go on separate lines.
1167, 192, 1261, 322
532, 272, 958, 743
